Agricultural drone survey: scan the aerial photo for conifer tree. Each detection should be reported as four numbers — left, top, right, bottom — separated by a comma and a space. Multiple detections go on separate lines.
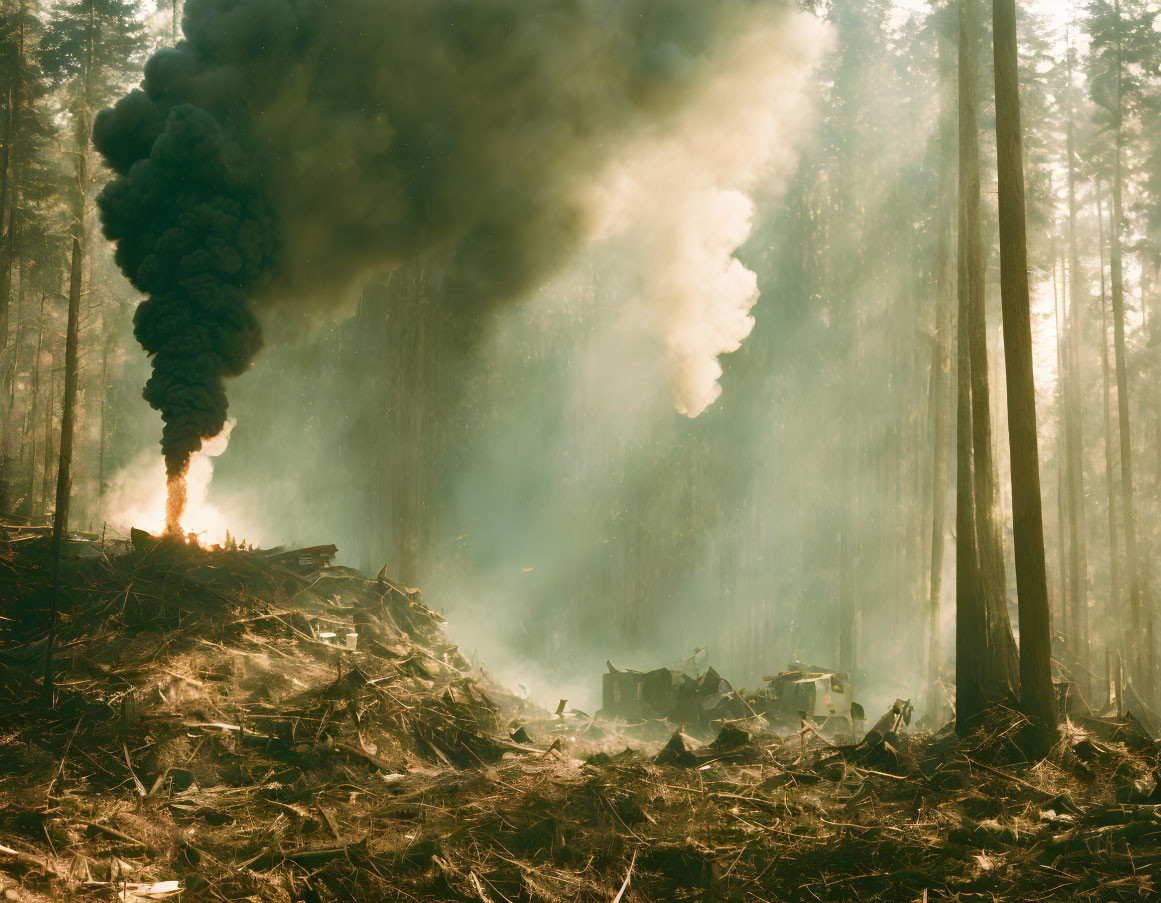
1085, 0, 1159, 690
0, 0, 57, 512
38, 0, 143, 696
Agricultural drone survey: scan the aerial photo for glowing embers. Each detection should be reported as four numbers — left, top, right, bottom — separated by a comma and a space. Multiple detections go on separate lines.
119, 455, 236, 548
165, 466, 188, 537
103, 421, 258, 549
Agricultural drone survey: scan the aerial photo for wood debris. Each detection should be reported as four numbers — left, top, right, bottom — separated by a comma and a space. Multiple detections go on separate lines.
1, 535, 1159, 901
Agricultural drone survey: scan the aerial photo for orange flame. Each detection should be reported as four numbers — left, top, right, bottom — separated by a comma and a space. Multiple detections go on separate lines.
165, 466, 189, 537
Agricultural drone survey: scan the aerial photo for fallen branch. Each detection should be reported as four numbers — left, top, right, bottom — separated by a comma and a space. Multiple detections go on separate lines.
612, 850, 637, 903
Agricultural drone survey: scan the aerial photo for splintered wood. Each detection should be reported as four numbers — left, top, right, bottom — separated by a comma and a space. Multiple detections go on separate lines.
0, 535, 1159, 901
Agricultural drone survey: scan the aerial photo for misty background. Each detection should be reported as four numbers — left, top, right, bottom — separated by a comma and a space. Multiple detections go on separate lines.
29, 0, 1144, 717
91, 1, 925, 714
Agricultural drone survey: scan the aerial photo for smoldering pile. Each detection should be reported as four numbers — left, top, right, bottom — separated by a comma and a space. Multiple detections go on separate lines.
2, 531, 1160, 902
94, 0, 825, 533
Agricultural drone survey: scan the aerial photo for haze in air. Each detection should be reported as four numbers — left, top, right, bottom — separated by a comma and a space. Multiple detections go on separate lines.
2, 1, 1161, 900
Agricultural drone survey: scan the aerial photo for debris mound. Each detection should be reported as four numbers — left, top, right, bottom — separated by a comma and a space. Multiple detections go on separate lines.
2, 531, 1160, 901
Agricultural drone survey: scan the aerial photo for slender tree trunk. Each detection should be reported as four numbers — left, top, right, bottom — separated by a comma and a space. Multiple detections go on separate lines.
928, 17, 956, 722
1107, 22, 1144, 690
959, 0, 1018, 708
1053, 251, 1068, 636
955, 0, 990, 736
44, 88, 91, 695
44, 236, 83, 697
2, 267, 26, 484
51, 243, 83, 543
0, 33, 14, 354
927, 266, 952, 720
40, 368, 54, 514
1065, 81, 1089, 689
0, 194, 21, 512
955, 217, 987, 733
15, 292, 40, 509
968, 18, 1010, 656
0, 139, 18, 355
1097, 181, 1121, 660
98, 339, 108, 499
0, 190, 18, 353
0, 7, 25, 512
992, 0, 1058, 739
1156, 414, 1161, 490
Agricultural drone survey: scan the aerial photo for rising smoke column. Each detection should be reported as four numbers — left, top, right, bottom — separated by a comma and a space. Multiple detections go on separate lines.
94, 0, 823, 532
586, 15, 826, 416
99, 103, 268, 532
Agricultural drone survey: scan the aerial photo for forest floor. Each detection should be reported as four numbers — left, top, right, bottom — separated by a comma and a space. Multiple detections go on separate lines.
0, 528, 1159, 903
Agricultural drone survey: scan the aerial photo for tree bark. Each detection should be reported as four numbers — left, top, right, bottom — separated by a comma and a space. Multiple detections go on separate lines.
1097, 181, 1121, 647
955, 0, 989, 736
1106, 11, 1145, 690
50, 240, 82, 542
958, 0, 1018, 715
98, 338, 108, 499
44, 83, 91, 695
1053, 255, 1068, 636
1065, 73, 1089, 686
0, 24, 21, 352
955, 212, 987, 733
17, 292, 43, 510
992, 0, 1058, 738
928, 13, 955, 722
40, 368, 54, 514
0, 5, 26, 512
0, 17, 16, 354
43, 235, 83, 697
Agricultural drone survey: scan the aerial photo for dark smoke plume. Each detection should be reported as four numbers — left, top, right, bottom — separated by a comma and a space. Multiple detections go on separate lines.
95, 0, 806, 528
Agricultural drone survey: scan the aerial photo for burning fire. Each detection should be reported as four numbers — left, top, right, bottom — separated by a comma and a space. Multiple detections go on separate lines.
166, 468, 188, 538
103, 421, 246, 548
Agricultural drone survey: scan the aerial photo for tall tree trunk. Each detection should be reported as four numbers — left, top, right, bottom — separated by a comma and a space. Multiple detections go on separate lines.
955, 0, 990, 736
0, 189, 18, 358
955, 213, 988, 733
51, 240, 83, 544
1107, 16, 1144, 690
0, 142, 18, 354
0, 6, 26, 512
98, 338, 108, 499
2, 268, 27, 503
928, 14, 955, 722
1065, 76, 1089, 689
17, 292, 43, 512
44, 235, 82, 697
928, 257, 952, 721
44, 87, 91, 695
1053, 251, 1068, 636
0, 31, 15, 354
992, 0, 1058, 739
1097, 181, 1121, 657
40, 368, 54, 514
959, 0, 1018, 709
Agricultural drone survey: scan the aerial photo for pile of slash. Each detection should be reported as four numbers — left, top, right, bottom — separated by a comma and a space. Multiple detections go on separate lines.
1, 529, 1160, 902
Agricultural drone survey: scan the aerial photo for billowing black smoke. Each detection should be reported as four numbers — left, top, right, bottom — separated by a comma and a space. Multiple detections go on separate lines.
98, 104, 268, 480
94, 0, 799, 528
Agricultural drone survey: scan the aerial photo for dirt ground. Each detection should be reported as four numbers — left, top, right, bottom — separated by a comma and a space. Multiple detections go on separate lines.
1, 531, 1158, 902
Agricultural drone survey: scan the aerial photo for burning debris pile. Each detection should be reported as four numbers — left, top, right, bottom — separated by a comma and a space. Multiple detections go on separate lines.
1, 531, 1160, 901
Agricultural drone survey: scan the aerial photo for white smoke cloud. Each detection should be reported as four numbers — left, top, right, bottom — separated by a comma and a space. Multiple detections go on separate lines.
585, 8, 830, 416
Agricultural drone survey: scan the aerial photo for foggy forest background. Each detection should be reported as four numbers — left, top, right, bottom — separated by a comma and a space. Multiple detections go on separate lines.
1, 0, 1160, 717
